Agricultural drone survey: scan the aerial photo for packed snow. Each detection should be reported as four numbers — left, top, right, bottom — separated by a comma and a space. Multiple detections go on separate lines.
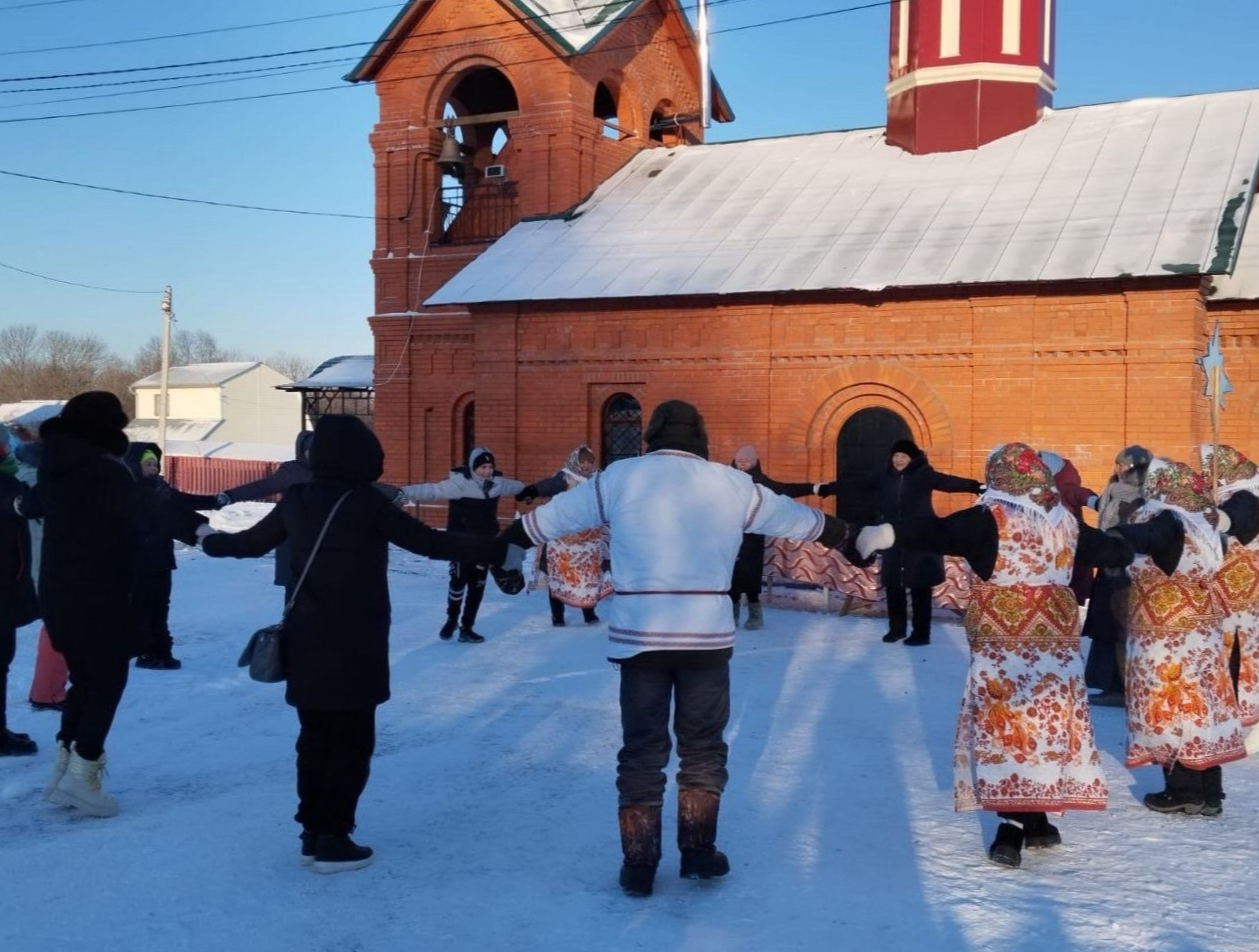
2, 503, 1256, 952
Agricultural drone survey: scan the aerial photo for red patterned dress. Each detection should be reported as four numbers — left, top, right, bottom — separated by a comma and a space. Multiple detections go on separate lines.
1124, 491, 1245, 771
954, 497, 1108, 813
1215, 536, 1259, 727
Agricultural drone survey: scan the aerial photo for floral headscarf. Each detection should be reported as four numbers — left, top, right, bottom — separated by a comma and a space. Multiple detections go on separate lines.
1143, 458, 1215, 514
562, 444, 597, 486
1200, 443, 1259, 501
984, 442, 1058, 511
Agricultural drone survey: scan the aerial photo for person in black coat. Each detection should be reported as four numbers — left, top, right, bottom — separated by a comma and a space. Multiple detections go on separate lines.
30, 391, 142, 816
729, 445, 818, 630
199, 414, 515, 873
123, 442, 220, 670
215, 431, 313, 605
0, 425, 40, 756
864, 440, 981, 646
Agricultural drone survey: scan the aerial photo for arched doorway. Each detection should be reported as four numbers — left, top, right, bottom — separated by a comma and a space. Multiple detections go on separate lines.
834, 408, 912, 523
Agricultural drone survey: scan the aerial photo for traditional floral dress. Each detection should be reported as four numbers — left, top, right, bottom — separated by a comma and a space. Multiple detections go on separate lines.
1204, 444, 1259, 727
1124, 460, 1245, 770
533, 446, 613, 610
954, 444, 1108, 813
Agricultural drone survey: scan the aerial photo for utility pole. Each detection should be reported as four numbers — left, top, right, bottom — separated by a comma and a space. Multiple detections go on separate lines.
158, 286, 173, 461
698, 0, 711, 129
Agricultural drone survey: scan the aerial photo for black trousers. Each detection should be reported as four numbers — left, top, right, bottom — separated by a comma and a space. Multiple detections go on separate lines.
0, 624, 14, 735
886, 585, 933, 638
134, 570, 174, 659
294, 707, 377, 837
616, 654, 730, 806
446, 561, 488, 630
58, 650, 130, 762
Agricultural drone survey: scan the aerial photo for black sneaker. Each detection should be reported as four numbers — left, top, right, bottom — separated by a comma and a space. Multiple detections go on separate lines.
458, 629, 485, 644
300, 831, 316, 867
679, 849, 730, 880
881, 631, 906, 643
987, 822, 1024, 868
439, 619, 458, 641
0, 729, 38, 757
1143, 790, 1204, 815
136, 654, 182, 670
29, 700, 64, 712
902, 634, 931, 646
312, 834, 373, 874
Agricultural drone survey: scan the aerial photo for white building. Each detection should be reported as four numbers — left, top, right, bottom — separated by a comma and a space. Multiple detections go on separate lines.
129, 362, 302, 447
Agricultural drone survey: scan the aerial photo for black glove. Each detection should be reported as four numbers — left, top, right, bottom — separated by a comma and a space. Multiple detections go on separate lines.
515, 485, 539, 503
816, 482, 839, 498
600, 559, 611, 573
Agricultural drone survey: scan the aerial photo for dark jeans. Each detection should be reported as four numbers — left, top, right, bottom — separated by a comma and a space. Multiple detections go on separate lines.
134, 570, 174, 659
58, 651, 131, 762
447, 561, 488, 629
887, 586, 933, 638
0, 624, 14, 735
295, 707, 377, 836
616, 653, 730, 806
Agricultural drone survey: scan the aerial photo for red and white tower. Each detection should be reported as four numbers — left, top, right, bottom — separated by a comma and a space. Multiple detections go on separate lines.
885, 0, 1056, 154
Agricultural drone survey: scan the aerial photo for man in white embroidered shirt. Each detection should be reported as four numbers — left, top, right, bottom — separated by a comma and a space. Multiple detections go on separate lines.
500, 399, 853, 898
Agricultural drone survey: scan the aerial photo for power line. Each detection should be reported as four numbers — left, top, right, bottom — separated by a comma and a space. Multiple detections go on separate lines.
0, 4, 399, 57
0, 1, 892, 122
0, 258, 162, 293
0, 0, 88, 11
0, 168, 374, 217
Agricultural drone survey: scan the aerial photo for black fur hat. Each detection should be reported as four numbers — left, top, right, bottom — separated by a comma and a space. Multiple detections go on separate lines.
41, 390, 129, 457
890, 439, 922, 459
644, 399, 709, 459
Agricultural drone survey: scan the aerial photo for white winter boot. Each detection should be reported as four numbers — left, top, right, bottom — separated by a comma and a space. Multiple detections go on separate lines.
50, 745, 119, 817
744, 603, 764, 631
42, 741, 70, 801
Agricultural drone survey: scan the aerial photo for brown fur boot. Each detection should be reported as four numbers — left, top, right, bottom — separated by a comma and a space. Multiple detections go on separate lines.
618, 804, 662, 897
678, 789, 730, 880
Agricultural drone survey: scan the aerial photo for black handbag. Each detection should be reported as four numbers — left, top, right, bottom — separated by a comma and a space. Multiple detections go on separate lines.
238, 491, 352, 683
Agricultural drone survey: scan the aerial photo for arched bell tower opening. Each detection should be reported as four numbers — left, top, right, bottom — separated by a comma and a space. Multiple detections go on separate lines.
834, 408, 913, 524
436, 66, 520, 244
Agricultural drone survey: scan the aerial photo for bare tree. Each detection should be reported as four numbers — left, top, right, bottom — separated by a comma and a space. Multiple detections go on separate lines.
0, 324, 43, 401
264, 351, 315, 382
42, 331, 112, 396
133, 328, 244, 376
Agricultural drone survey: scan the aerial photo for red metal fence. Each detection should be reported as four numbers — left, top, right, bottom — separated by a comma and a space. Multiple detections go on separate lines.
164, 456, 281, 497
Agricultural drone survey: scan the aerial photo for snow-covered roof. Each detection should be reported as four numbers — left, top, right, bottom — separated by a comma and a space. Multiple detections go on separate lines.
428, 89, 1259, 306
126, 420, 222, 443
132, 362, 264, 390
1211, 209, 1259, 299
281, 355, 374, 391
160, 441, 292, 462
0, 400, 64, 428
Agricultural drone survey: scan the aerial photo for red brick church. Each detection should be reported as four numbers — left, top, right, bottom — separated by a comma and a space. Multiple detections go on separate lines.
348, 0, 1259, 522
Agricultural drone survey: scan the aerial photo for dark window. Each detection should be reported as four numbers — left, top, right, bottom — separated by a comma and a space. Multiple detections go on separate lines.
834, 408, 912, 524
601, 393, 642, 464
461, 401, 475, 466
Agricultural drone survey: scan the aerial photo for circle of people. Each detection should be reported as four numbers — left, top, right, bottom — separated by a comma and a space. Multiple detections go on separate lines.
2, 392, 1253, 883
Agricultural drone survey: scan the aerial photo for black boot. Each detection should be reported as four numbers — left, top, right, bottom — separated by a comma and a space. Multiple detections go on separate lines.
439, 599, 460, 641
1143, 761, 1205, 815
582, 607, 600, 624
1019, 812, 1062, 848
550, 596, 566, 627
1201, 766, 1224, 817
903, 587, 933, 645
618, 804, 662, 897
988, 822, 1024, 868
678, 788, 730, 880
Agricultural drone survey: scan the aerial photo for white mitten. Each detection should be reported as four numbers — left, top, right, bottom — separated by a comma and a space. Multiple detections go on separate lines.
856, 523, 895, 559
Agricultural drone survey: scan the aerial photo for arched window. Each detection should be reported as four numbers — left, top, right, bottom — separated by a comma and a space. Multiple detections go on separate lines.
601, 393, 642, 464
461, 401, 476, 467
834, 408, 912, 522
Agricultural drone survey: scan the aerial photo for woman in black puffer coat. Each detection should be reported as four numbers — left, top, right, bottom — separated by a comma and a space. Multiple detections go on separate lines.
200, 414, 512, 873
873, 440, 981, 646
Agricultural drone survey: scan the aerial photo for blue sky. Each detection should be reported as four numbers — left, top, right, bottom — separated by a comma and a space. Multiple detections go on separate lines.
1, 0, 1256, 368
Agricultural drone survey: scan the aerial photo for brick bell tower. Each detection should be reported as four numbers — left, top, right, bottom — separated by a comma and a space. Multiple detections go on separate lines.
346, 1, 728, 483
885, 0, 1055, 154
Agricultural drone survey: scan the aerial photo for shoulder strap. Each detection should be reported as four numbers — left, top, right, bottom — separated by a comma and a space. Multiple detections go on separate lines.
282, 489, 353, 619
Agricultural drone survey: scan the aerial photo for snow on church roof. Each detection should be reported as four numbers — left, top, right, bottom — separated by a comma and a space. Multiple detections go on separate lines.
428, 89, 1259, 306
280, 355, 374, 391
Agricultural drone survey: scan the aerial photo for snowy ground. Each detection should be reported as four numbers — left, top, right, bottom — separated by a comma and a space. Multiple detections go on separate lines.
2, 503, 1257, 952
